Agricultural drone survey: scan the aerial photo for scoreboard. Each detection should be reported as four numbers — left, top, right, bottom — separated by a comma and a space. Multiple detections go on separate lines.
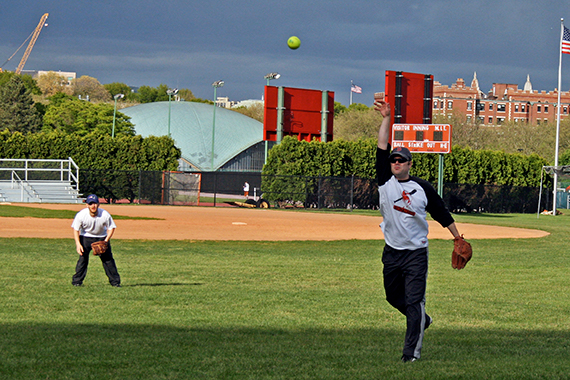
391, 124, 452, 154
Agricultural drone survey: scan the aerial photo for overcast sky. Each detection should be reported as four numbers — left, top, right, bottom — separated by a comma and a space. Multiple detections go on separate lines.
2, 1, 570, 106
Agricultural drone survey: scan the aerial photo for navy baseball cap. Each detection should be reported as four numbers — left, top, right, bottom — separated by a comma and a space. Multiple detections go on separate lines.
85, 194, 100, 204
389, 147, 412, 161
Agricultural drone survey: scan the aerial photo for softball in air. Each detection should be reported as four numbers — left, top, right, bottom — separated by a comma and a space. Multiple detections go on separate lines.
287, 36, 301, 50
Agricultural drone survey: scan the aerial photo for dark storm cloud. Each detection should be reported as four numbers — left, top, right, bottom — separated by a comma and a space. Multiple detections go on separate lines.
1, 1, 569, 105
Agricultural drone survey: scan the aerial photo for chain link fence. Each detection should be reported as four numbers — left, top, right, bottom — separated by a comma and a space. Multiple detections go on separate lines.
78, 169, 550, 213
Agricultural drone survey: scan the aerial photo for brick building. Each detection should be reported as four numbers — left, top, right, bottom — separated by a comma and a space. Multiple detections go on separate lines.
432, 73, 570, 125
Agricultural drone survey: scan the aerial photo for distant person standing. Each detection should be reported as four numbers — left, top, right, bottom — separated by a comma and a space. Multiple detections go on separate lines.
71, 194, 121, 287
243, 182, 250, 198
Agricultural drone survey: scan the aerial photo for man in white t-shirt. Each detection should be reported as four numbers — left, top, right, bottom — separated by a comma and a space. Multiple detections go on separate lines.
71, 194, 121, 287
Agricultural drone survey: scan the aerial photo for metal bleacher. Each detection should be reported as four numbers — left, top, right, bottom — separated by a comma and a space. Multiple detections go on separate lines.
0, 158, 84, 204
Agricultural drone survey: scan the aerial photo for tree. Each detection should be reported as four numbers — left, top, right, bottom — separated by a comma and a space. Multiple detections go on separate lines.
72, 75, 111, 102
231, 103, 264, 122
177, 88, 195, 101
137, 85, 158, 103
433, 112, 570, 163
333, 107, 381, 141
43, 96, 134, 136
155, 84, 169, 102
0, 75, 42, 133
0, 72, 41, 95
334, 101, 348, 117
190, 97, 214, 104
136, 84, 194, 103
433, 112, 494, 151
36, 71, 74, 96
560, 148, 570, 165
104, 82, 137, 101
347, 103, 370, 112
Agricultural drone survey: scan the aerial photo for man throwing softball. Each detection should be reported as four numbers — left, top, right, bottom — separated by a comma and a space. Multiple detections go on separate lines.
374, 101, 462, 362
71, 194, 121, 287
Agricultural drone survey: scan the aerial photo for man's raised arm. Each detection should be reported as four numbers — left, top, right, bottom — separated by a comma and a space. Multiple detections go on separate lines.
374, 100, 391, 150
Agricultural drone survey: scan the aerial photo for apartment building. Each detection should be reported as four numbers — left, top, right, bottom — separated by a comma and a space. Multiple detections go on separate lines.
432, 73, 570, 125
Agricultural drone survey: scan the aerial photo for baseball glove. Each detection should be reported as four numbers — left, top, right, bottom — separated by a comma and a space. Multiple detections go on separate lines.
452, 235, 472, 270
91, 240, 108, 256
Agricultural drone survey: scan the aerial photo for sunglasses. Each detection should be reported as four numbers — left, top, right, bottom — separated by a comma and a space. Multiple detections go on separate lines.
389, 157, 409, 164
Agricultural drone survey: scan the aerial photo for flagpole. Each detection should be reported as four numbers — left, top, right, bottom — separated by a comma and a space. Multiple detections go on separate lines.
350, 80, 353, 105
553, 18, 564, 215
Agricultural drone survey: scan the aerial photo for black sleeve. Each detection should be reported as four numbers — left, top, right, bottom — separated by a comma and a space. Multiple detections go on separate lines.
412, 176, 455, 228
376, 145, 392, 186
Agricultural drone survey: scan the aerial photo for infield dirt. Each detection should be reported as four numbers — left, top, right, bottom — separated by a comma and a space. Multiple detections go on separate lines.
0, 203, 549, 241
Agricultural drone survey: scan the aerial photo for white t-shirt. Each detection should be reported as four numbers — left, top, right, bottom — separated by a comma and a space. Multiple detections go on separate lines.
71, 208, 116, 238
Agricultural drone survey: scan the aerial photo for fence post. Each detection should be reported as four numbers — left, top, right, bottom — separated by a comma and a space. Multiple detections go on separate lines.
317, 173, 321, 210
213, 172, 217, 207
138, 170, 142, 204
305, 176, 309, 208
350, 175, 354, 211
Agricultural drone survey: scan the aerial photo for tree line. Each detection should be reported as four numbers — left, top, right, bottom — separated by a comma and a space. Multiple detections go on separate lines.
2, 68, 568, 176
262, 136, 549, 187
333, 102, 570, 165
0, 71, 183, 171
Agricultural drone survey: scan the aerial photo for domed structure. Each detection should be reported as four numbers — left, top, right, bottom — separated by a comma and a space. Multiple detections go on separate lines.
122, 101, 266, 171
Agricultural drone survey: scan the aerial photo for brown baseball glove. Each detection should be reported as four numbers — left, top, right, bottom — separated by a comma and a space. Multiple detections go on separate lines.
452, 235, 472, 270
91, 240, 108, 256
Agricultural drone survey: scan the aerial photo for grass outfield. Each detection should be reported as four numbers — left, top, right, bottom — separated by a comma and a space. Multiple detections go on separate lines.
0, 210, 569, 379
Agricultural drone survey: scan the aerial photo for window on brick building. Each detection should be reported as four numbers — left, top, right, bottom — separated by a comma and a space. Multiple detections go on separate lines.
489, 103, 493, 111
478, 116, 485, 123
537, 105, 541, 112
433, 100, 438, 109
467, 102, 472, 110
497, 117, 505, 124
537, 119, 541, 124
488, 117, 493, 123
497, 104, 506, 112
447, 101, 453, 109
544, 105, 548, 113
515, 104, 519, 112
565, 107, 568, 114
521, 104, 526, 112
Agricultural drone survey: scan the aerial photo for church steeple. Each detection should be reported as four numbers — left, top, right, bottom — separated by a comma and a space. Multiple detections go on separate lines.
470, 72, 480, 92
524, 74, 533, 92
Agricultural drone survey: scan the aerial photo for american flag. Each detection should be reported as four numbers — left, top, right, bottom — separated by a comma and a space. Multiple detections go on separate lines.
562, 26, 570, 55
351, 84, 362, 93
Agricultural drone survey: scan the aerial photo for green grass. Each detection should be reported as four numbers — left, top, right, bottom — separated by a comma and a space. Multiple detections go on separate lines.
1, 210, 570, 379
0, 204, 160, 220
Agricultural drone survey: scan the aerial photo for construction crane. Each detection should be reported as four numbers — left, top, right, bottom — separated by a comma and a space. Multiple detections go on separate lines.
15, 13, 49, 74
0, 13, 49, 74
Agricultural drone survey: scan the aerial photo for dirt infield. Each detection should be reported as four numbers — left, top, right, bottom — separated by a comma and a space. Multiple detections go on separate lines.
0, 203, 549, 241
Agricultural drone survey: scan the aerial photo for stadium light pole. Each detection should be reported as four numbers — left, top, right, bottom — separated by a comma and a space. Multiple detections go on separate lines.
167, 88, 179, 137
264, 72, 280, 86
211, 80, 224, 171
262, 73, 280, 164
112, 93, 124, 138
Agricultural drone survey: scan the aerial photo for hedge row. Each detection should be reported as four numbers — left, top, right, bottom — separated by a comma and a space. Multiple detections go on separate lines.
263, 136, 549, 187
0, 130, 180, 171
